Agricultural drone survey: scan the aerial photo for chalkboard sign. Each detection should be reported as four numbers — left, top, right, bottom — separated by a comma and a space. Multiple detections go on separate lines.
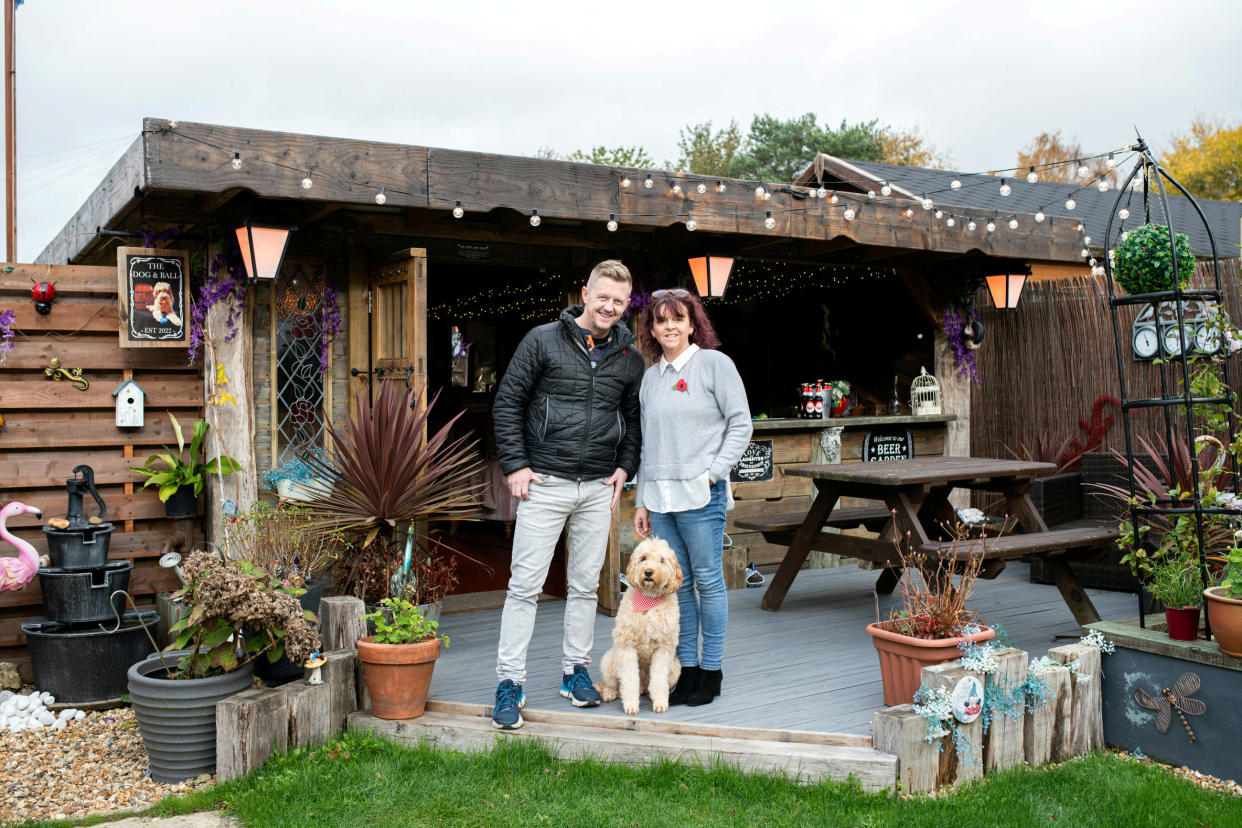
116, 247, 189, 349
730, 439, 774, 483
863, 429, 914, 462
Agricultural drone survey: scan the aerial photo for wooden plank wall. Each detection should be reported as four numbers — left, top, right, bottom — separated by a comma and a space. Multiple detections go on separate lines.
0, 263, 203, 680
971, 260, 1242, 463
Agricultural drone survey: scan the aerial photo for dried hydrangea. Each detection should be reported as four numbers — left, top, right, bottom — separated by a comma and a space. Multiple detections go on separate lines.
1079, 628, 1116, 654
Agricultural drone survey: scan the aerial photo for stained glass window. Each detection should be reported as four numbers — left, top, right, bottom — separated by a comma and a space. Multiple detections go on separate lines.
275, 264, 326, 465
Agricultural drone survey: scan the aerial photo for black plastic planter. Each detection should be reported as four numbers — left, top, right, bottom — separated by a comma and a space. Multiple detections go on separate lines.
254, 580, 323, 683
164, 485, 197, 518
37, 560, 133, 623
22, 609, 158, 704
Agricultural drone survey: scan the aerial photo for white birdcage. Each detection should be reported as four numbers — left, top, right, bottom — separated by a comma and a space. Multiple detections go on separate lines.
910, 367, 942, 416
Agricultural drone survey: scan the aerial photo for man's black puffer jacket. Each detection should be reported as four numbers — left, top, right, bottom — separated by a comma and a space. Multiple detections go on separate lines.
494, 306, 643, 481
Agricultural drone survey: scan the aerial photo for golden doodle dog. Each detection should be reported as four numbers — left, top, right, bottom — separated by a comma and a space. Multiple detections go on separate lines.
596, 537, 682, 714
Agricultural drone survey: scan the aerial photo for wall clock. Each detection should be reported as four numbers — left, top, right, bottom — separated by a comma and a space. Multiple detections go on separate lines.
1132, 325, 1159, 360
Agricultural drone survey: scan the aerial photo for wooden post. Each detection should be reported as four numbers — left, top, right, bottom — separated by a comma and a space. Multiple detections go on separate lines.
873, 704, 939, 794
1048, 643, 1103, 754
282, 681, 332, 748
321, 649, 358, 736
1024, 664, 1071, 766
204, 293, 258, 544
320, 596, 367, 650
215, 687, 289, 782
922, 663, 984, 787
983, 647, 1026, 773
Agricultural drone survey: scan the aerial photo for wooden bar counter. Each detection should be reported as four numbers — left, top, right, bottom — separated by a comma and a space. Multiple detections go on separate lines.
596, 413, 955, 615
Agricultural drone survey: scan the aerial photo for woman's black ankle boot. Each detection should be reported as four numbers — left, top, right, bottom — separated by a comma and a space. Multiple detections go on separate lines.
686, 668, 722, 706
669, 665, 701, 706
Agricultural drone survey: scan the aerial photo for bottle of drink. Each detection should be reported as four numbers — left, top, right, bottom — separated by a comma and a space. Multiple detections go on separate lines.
803, 383, 816, 419
798, 383, 807, 418
890, 375, 902, 415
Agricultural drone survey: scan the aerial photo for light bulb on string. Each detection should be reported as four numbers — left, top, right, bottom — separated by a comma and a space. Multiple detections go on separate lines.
607, 213, 618, 232
671, 183, 682, 196
843, 206, 855, 221
1065, 198, 1076, 210
1106, 153, 1116, 169
762, 191, 771, 201
1120, 231, 1129, 242
763, 211, 776, 230
452, 201, 464, 219
1076, 161, 1089, 178
904, 207, 913, 218
867, 190, 876, 200
967, 220, 977, 231
644, 174, 654, 189
881, 183, 892, 196
1035, 211, 1046, 223
921, 196, 933, 210
934, 209, 943, 219
1008, 218, 1019, 229
1026, 166, 1038, 184
696, 182, 707, 194
231, 153, 242, 170
530, 210, 541, 227
945, 216, 955, 227
620, 174, 631, 188
830, 193, 839, 204
999, 179, 1011, 197
755, 185, 766, 198
816, 186, 826, 198
685, 213, 697, 232
1097, 179, 1110, 192
1075, 223, 1084, 232
1119, 207, 1130, 220
1081, 248, 1089, 258
1083, 235, 1091, 245
986, 220, 996, 233
717, 180, 726, 193
375, 188, 387, 205
951, 179, 962, 189
302, 171, 313, 189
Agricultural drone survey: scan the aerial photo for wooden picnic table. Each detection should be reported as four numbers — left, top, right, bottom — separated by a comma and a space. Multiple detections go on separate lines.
738, 457, 1118, 625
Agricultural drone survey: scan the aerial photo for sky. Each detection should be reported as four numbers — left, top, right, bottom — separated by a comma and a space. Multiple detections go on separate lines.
6, 0, 1240, 261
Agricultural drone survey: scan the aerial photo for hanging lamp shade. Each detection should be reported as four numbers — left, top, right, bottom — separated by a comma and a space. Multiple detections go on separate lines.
235, 220, 296, 281
687, 255, 734, 298
985, 273, 1026, 309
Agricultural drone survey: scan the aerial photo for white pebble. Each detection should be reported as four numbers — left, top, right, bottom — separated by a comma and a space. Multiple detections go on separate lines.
28, 720, 43, 729
12, 696, 28, 711
73, 711, 85, 720
58, 709, 75, 720
40, 693, 54, 705
37, 711, 54, 726
51, 719, 67, 730
0, 689, 12, 701
0, 700, 14, 716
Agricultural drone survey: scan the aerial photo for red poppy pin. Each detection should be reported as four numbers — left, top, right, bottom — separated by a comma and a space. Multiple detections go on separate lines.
674, 379, 688, 392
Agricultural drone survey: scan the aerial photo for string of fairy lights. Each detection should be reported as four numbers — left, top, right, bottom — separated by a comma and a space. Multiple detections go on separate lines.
150, 121, 1152, 260
427, 270, 563, 323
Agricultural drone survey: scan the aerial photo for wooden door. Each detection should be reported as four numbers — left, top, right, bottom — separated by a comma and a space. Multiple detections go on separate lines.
368, 248, 427, 400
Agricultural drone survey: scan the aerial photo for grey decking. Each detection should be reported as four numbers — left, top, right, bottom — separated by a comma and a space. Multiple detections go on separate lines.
427, 561, 1137, 735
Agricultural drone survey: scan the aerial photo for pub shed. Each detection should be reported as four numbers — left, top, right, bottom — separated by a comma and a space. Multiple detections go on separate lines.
32, 117, 1088, 615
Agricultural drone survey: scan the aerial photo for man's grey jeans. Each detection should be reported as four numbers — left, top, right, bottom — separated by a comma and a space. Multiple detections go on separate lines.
496, 474, 613, 684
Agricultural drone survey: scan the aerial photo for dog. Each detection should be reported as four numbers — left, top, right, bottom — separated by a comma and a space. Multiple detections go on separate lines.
596, 537, 682, 714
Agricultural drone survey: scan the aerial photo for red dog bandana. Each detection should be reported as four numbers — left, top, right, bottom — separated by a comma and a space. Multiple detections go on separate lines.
631, 591, 666, 612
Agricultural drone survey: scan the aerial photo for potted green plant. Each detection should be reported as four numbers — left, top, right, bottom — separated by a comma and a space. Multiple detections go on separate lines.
358, 596, 449, 719
295, 381, 484, 605
126, 550, 319, 782
1112, 223, 1196, 296
221, 501, 335, 680
132, 414, 242, 517
865, 531, 995, 706
1206, 542, 1242, 657
1144, 546, 1205, 641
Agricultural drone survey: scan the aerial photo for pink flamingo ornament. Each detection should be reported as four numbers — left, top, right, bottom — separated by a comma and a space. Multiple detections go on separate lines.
1, 501, 45, 591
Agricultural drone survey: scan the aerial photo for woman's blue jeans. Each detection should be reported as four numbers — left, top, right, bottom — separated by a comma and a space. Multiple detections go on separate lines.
648, 480, 728, 670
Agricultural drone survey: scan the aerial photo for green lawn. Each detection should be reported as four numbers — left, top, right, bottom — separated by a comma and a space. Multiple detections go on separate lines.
23, 731, 1242, 828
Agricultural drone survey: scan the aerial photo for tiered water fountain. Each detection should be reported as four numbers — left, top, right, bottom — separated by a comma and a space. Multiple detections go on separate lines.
21, 465, 159, 704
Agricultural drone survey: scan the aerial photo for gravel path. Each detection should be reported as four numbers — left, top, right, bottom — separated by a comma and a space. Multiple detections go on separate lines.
0, 706, 213, 825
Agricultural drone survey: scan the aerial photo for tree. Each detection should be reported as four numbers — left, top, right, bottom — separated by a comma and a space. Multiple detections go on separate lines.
566, 146, 655, 168
727, 114, 884, 182
1160, 119, 1242, 202
1015, 130, 1114, 184
669, 120, 742, 176
877, 125, 951, 169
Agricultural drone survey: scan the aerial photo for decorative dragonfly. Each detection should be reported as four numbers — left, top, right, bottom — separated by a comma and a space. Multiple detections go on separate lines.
1134, 672, 1206, 743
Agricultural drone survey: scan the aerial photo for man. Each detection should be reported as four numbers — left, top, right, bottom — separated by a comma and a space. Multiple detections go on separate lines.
490, 259, 644, 729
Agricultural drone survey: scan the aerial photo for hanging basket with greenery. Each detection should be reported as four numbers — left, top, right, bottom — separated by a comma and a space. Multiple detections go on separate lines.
1112, 223, 1196, 295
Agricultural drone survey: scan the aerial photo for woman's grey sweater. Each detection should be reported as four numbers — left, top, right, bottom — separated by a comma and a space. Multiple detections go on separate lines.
634, 348, 753, 508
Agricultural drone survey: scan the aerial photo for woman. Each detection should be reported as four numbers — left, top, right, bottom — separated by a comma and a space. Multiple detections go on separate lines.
633, 288, 752, 706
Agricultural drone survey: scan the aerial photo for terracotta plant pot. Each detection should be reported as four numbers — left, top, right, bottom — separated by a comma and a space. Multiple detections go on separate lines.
357, 635, 441, 719
1205, 587, 1242, 658
866, 621, 996, 707
1163, 605, 1202, 642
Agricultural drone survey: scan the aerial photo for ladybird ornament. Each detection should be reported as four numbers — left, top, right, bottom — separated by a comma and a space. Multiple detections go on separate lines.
31, 280, 56, 315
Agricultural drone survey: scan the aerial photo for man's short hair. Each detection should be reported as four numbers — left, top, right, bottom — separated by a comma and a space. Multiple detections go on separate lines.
586, 259, 632, 290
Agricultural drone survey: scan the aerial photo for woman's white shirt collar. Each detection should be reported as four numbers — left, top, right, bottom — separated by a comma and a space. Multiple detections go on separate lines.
658, 343, 700, 374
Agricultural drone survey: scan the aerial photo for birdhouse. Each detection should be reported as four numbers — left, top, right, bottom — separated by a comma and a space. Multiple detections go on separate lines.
112, 379, 147, 427
910, 367, 942, 416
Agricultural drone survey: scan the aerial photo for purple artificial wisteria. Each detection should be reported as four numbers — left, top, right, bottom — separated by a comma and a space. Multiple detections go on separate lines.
319, 281, 342, 375
188, 241, 248, 362
943, 302, 980, 383
0, 308, 15, 365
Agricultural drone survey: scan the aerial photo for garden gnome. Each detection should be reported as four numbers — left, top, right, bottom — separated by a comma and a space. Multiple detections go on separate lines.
304, 651, 326, 685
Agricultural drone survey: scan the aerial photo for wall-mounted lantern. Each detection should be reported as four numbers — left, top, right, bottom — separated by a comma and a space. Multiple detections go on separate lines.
687, 255, 734, 298
234, 220, 296, 282
986, 273, 1027, 309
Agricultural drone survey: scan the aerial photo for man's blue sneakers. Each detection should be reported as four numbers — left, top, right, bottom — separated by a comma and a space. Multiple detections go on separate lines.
492, 679, 525, 729
560, 664, 602, 707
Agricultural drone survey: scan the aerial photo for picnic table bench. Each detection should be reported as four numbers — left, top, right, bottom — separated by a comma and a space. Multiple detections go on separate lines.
735, 457, 1120, 626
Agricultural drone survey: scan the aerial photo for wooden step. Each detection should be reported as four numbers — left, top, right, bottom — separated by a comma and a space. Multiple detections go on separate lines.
350, 700, 897, 791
